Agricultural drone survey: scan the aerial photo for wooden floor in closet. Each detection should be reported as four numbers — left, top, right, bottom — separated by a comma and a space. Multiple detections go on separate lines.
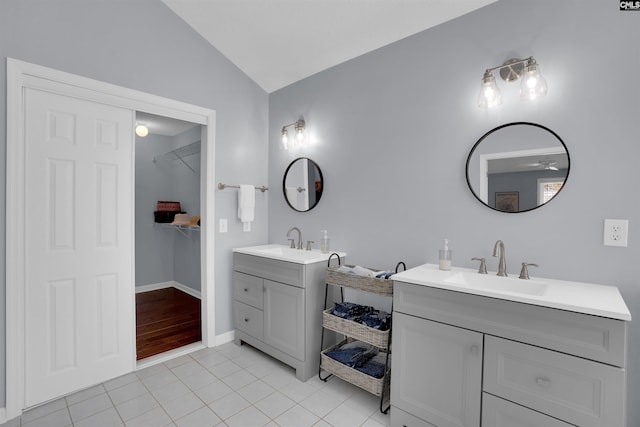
136, 287, 201, 360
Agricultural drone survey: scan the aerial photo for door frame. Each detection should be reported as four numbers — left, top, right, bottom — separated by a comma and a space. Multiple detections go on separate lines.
5, 58, 216, 419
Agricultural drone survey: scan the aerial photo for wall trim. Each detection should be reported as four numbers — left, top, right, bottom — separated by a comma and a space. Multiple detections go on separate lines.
136, 281, 202, 299
215, 330, 236, 346
5, 58, 216, 419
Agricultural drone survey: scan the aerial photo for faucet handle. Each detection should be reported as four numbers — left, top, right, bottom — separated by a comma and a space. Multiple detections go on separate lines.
519, 262, 539, 280
471, 258, 488, 274
288, 238, 295, 249
306, 240, 314, 251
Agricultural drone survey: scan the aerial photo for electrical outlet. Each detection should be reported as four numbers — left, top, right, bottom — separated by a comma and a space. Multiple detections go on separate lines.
603, 219, 628, 247
219, 218, 228, 233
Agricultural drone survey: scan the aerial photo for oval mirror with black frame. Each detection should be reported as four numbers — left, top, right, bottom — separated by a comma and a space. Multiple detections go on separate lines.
283, 157, 324, 212
466, 122, 570, 213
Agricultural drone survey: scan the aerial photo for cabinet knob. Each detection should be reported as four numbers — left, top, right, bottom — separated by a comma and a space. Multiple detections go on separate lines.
243, 288, 248, 292
536, 377, 551, 388
244, 318, 249, 322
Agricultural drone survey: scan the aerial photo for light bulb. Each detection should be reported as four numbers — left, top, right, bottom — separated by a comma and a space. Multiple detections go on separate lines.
135, 124, 149, 137
477, 71, 502, 109
281, 128, 289, 149
520, 59, 547, 101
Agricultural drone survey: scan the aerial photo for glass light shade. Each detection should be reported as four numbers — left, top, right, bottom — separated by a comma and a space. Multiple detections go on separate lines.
520, 61, 547, 101
135, 124, 149, 137
477, 72, 502, 109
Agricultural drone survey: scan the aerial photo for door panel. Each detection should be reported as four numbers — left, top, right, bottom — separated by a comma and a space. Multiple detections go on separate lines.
263, 279, 304, 360
24, 88, 135, 407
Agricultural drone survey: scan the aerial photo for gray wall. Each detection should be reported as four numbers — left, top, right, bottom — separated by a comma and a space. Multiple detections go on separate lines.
135, 126, 202, 291
0, 0, 269, 408
268, 1, 640, 425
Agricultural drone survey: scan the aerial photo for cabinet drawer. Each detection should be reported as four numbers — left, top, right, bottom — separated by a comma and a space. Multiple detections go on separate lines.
233, 272, 264, 309
482, 393, 572, 427
393, 281, 627, 367
234, 253, 305, 287
484, 336, 625, 427
390, 406, 437, 427
234, 301, 263, 340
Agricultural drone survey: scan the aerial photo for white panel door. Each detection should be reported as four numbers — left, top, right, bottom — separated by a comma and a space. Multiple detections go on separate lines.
24, 88, 135, 407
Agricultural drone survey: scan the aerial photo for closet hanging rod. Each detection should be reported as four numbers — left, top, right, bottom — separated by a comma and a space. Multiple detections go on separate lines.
218, 182, 269, 192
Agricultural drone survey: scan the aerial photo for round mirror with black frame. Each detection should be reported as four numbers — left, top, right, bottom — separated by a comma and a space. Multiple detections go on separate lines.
466, 122, 570, 213
283, 157, 324, 212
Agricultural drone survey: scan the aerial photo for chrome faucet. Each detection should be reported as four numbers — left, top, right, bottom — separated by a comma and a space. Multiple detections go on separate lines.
286, 227, 303, 250
492, 240, 507, 276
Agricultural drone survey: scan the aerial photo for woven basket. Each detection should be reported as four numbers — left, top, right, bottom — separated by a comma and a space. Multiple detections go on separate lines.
322, 309, 390, 349
325, 266, 393, 295
320, 340, 389, 396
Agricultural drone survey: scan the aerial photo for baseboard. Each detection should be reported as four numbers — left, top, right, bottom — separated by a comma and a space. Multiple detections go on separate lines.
0, 408, 7, 424
215, 330, 235, 346
135, 281, 201, 299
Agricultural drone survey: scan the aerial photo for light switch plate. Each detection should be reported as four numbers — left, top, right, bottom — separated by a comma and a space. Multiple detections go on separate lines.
243, 222, 251, 232
603, 219, 628, 247
219, 218, 228, 233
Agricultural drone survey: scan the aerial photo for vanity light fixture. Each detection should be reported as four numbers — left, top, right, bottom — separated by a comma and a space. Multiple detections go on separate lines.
135, 123, 149, 137
281, 118, 305, 150
478, 57, 547, 109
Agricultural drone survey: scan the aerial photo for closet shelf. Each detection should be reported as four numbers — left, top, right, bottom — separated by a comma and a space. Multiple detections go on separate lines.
155, 223, 200, 237
153, 141, 201, 173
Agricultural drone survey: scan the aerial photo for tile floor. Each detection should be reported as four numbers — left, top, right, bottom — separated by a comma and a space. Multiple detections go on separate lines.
2, 342, 391, 427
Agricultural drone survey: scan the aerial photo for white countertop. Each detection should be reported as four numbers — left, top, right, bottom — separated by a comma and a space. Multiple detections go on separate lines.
393, 263, 631, 321
233, 244, 346, 265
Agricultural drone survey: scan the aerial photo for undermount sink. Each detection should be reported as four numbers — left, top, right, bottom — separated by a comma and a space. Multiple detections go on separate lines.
444, 271, 548, 296
233, 244, 346, 265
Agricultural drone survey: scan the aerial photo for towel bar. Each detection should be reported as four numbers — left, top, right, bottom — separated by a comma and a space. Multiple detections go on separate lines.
218, 182, 268, 192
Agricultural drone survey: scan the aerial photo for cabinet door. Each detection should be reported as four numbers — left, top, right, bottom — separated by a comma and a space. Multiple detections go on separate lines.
264, 280, 305, 360
391, 312, 483, 427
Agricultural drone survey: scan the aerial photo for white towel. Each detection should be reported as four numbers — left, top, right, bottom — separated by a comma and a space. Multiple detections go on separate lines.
238, 184, 255, 223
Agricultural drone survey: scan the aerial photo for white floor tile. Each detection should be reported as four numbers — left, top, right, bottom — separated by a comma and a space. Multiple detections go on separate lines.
115, 393, 159, 421
237, 380, 275, 404
299, 388, 344, 417
208, 392, 251, 420
108, 380, 149, 406
10, 342, 393, 427
323, 401, 370, 427
221, 369, 258, 390
161, 392, 205, 421
224, 406, 271, 427
174, 406, 221, 427
22, 407, 71, 427
125, 406, 172, 427
73, 407, 122, 427
22, 398, 67, 423
65, 384, 107, 406
274, 405, 319, 427
68, 393, 113, 422
193, 380, 233, 404
253, 391, 296, 419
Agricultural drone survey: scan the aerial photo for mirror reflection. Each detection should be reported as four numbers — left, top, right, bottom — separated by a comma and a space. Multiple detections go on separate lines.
283, 157, 324, 212
466, 122, 570, 213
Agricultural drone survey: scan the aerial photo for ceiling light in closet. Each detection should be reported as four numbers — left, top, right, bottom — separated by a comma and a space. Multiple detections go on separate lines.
135, 124, 149, 137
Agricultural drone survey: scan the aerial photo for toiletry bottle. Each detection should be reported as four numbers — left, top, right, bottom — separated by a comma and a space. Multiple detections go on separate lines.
439, 239, 452, 271
320, 230, 330, 253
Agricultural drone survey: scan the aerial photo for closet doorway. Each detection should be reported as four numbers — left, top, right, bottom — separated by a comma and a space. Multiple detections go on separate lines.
6, 58, 216, 419
134, 112, 204, 361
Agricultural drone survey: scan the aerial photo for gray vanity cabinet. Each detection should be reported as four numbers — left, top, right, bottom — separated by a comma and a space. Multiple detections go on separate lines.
390, 281, 628, 427
233, 252, 335, 381
391, 313, 482, 427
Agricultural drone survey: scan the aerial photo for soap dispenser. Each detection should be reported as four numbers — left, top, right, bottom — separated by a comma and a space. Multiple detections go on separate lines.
439, 239, 452, 271
320, 230, 330, 253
